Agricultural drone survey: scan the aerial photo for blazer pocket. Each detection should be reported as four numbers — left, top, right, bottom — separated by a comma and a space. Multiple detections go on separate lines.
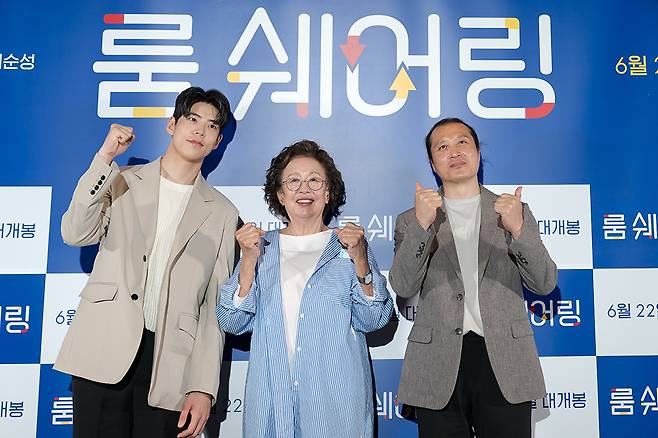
407, 324, 432, 344
79, 282, 118, 303
179, 313, 199, 340
510, 318, 534, 338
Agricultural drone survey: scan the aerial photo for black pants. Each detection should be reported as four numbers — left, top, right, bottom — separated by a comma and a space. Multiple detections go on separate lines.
416, 332, 531, 438
72, 330, 181, 438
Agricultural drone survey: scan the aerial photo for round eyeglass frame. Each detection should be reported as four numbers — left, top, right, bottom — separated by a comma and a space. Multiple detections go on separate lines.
282, 177, 327, 192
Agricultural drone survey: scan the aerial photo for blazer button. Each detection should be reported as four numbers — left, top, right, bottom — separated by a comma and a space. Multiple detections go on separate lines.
97, 180, 103, 185
455, 328, 463, 335
100, 175, 106, 180
131, 293, 139, 301
142, 254, 147, 262
90, 190, 96, 195
94, 185, 99, 190
456, 293, 464, 301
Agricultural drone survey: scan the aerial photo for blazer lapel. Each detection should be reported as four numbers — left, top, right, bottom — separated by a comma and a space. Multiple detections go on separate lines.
435, 190, 462, 280
168, 174, 213, 264
477, 187, 498, 285
129, 159, 161, 253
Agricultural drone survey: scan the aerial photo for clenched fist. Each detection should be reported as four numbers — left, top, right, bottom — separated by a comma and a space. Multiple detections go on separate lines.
235, 223, 265, 297
335, 222, 367, 264
98, 124, 135, 165
236, 223, 265, 262
335, 223, 373, 295
414, 182, 442, 230
494, 186, 524, 239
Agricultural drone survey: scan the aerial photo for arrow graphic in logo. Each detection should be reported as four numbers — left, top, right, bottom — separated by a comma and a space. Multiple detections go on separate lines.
389, 65, 416, 99
340, 35, 366, 68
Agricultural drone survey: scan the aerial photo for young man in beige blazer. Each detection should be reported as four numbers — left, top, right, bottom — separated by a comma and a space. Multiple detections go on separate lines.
54, 87, 239, 438
390, 118, 557, 437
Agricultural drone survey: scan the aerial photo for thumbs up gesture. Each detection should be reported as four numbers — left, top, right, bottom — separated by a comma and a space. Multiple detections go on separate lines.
414, 182, 442, 230
494, 186, 524, 239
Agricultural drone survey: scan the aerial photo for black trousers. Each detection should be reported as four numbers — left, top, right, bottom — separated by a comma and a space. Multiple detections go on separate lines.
72, 330, 181, 438
416, 332, 531, 438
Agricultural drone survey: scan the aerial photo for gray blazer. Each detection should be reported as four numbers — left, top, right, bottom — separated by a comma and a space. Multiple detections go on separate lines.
389, 187, 557, 410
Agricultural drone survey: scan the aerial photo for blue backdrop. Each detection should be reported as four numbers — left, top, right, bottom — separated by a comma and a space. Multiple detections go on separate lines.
1, 1, 657, 436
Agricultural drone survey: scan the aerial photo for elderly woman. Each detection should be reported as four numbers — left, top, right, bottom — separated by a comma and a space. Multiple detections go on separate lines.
217, 140, 393, 437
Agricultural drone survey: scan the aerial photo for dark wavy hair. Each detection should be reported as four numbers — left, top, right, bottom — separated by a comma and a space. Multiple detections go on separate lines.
264, 140, 346, 225
173, 86, 231, 133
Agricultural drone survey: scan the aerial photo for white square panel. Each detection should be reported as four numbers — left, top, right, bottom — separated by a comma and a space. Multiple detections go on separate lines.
369, 271, 414, 360
217, 360, 247, 438
216, 186, 284, 231
0, 364, 39, 436
0, 187, 52, 274
486, 185, 592, 269
593, 268, 658, 356
533, 356, 599, 438
40, 274, 89, 364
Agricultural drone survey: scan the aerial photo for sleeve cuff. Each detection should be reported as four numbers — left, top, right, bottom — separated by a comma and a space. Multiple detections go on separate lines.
219, 267, 258, 314
233, 290, 248, 306
351, 255, 389, 306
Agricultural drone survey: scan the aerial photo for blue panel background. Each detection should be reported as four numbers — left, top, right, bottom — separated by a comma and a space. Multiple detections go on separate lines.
37, 365, 73, 438
526, 269, 596, 357
0, 275, 44, 364
1, 0, 657, 436
597, 356, 658, 438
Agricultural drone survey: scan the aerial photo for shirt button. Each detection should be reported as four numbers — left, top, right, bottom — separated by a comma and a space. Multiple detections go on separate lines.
455, 328, 463, 335
293, 380, 299, 386
299, 314, 304, 319
307, 285, 311, 289
131, 293, 139, 301
297, 346, 301, 352
456, 294, 464, 301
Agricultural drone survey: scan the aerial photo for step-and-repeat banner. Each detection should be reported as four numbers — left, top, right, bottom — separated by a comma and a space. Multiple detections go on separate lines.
1, 1, 657, 436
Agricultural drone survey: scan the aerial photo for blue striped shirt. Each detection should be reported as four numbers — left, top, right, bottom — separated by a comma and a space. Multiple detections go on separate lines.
217, 230, 394, 437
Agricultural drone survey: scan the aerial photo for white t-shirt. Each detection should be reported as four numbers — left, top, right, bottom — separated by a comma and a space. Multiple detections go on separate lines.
142, 176, 193, 332
278, 230, 333, 368
444, 194, 484, 336
235, 230, 333, 369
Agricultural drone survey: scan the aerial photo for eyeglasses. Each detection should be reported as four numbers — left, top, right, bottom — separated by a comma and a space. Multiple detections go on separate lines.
282, 176, 326, 192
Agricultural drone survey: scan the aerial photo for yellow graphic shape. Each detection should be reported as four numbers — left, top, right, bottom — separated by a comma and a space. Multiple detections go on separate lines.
505, 18, 520, 29
132, 107, 167, 118
389, 66, 416, 100
227, 71, 241, 83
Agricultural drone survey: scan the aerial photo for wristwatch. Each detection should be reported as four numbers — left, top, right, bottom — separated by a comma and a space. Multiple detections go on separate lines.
356, 270, 373, 285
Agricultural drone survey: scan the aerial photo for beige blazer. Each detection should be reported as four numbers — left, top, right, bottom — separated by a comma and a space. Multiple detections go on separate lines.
54, 154, 238, 411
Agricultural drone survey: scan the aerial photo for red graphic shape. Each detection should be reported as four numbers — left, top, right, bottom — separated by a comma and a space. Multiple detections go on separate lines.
297, 103, 309, 118
525, 102, 554, 119
104, 14, 125, 24
339, 36, 365, 67
573, 321, 581, 326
